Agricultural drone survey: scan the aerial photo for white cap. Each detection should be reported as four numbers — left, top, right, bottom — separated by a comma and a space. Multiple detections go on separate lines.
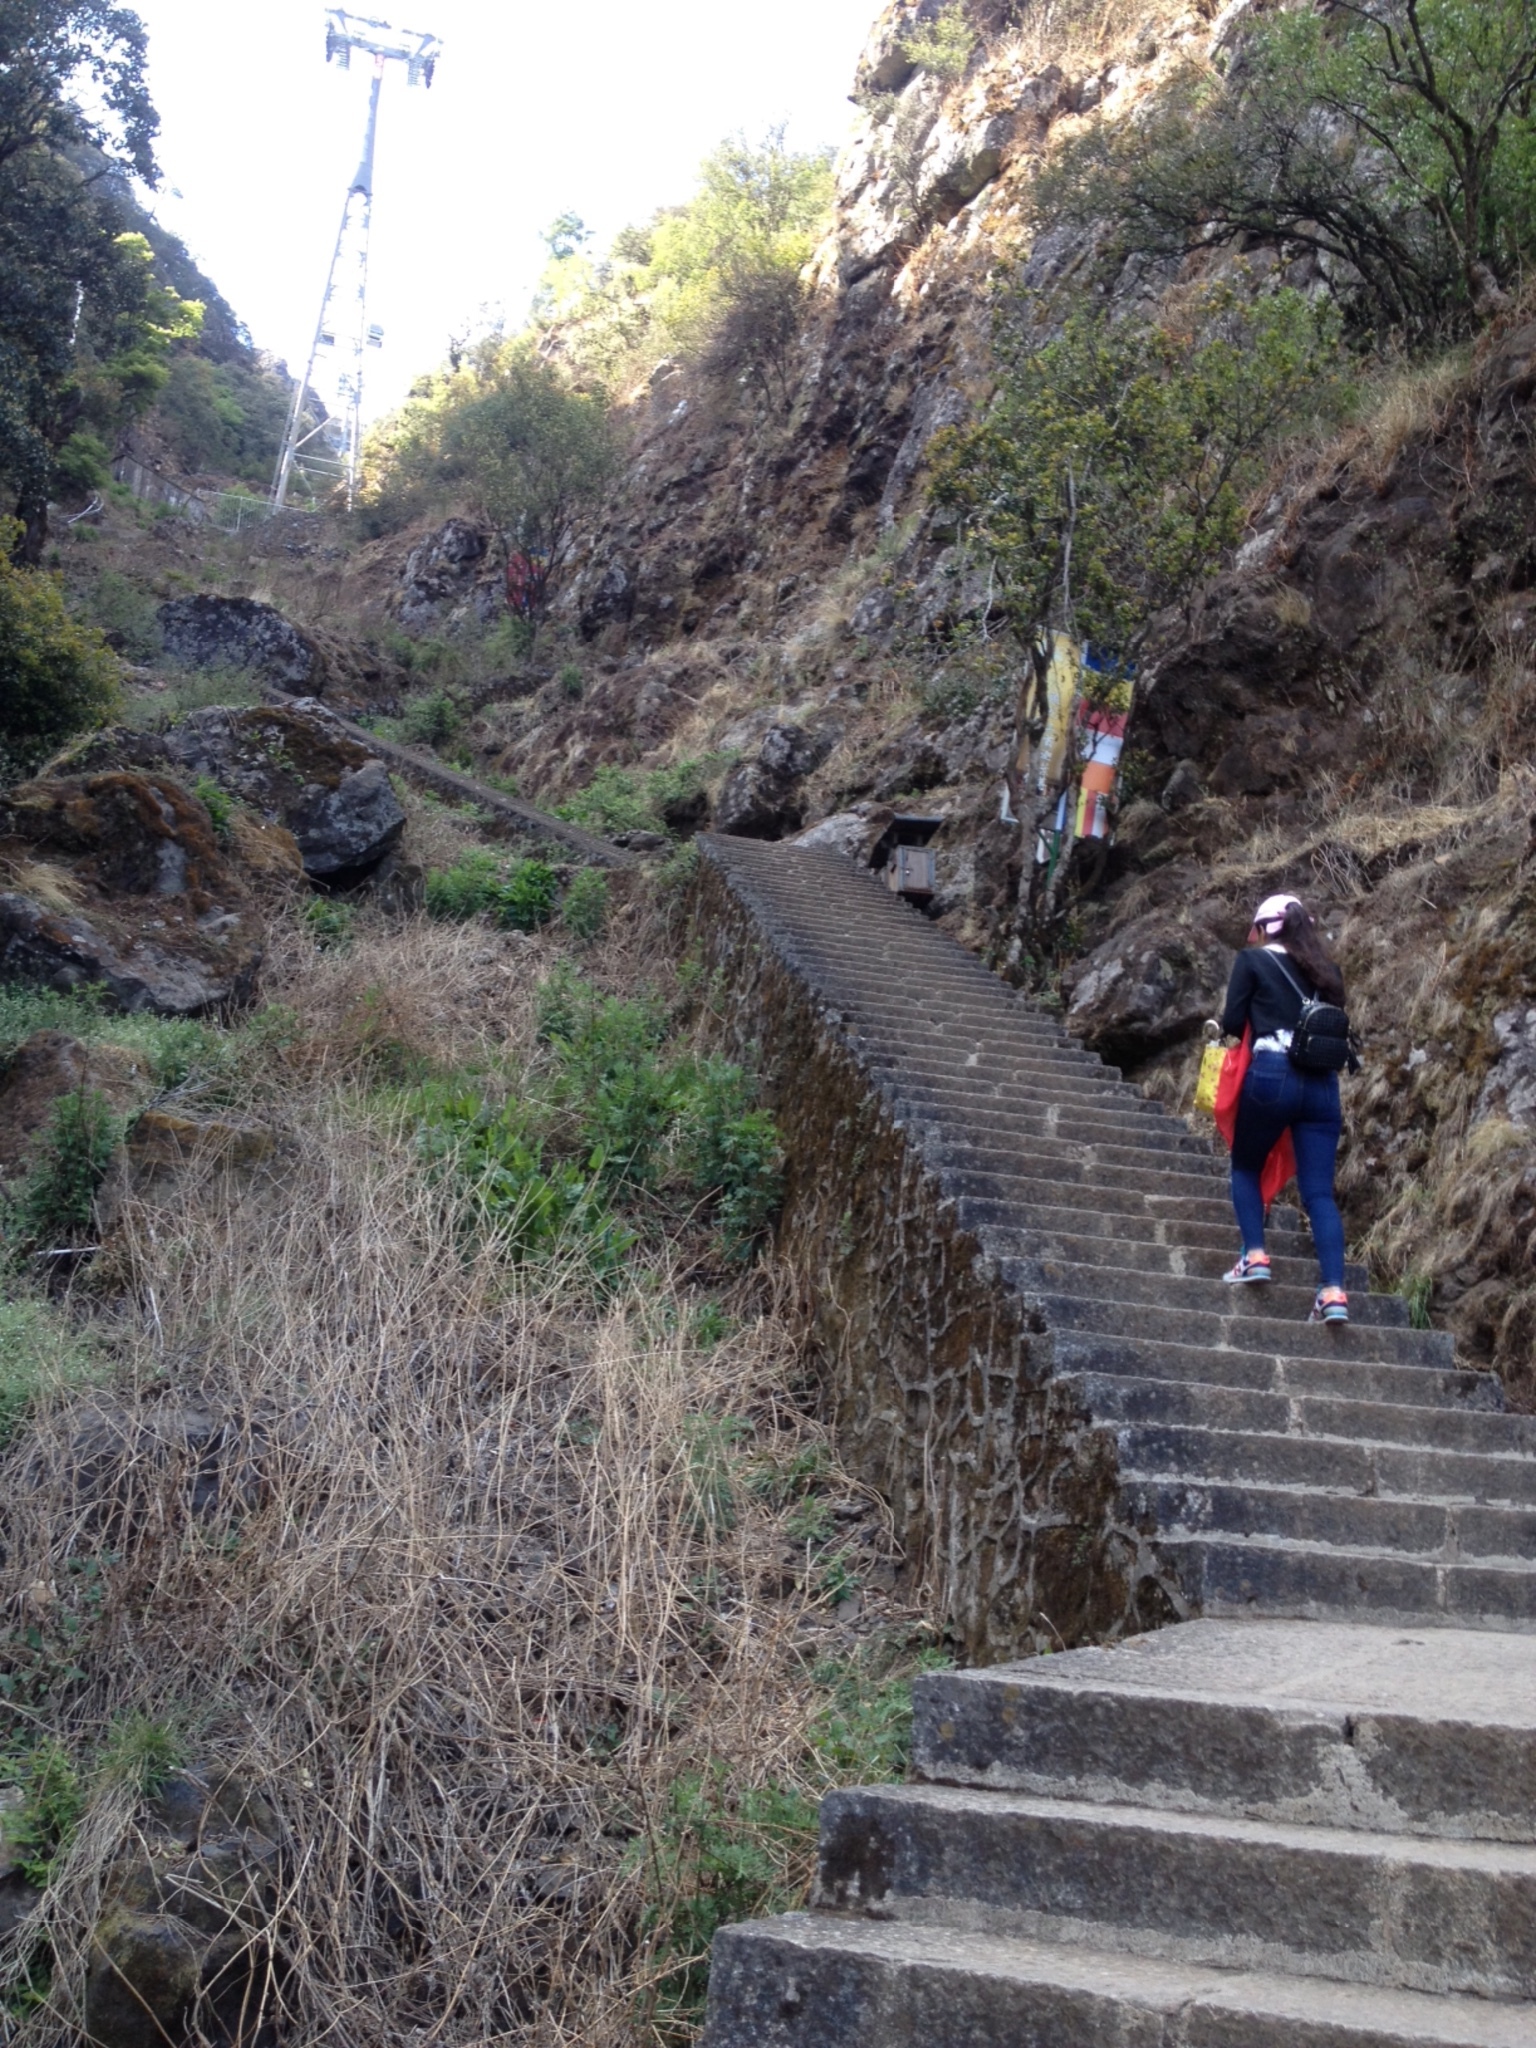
1252, 893, 1301, 934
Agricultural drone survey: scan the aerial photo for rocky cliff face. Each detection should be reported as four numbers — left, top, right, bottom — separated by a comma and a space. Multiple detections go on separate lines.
402, 0, 1536, 1405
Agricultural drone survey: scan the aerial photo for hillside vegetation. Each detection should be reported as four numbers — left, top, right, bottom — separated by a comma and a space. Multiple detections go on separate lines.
8, 0, 1536, 2041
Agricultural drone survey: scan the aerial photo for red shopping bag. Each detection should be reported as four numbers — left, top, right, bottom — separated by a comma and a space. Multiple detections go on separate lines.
1213, 1027, 1295, 1207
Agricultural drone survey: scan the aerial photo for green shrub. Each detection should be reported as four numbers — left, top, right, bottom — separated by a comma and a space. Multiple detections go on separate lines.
901, 0, 974, 80
401, 689, 460, 748
561, 867, 608, 942
5, 1089, 126, 1253
0, 536, 120, 780
414, 1082, 634, 1275
424, 850, 504, 921
0, 1740, 86, 1889
303, 897, 356, 950
0, 1297, 105, 1451
191, 774, 233, 840
499, 858, 558, 933
425, 852, 558, 931
558, 662, 584, 700
635, 1769, 817, 2033
79, 570, 162, 663
556, 759, 710, 840
678, 1058, 783, 1254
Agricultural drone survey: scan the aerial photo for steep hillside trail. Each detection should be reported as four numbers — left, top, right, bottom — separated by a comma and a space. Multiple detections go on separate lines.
330, 714, 638, 868
695, 835, 1536, 2048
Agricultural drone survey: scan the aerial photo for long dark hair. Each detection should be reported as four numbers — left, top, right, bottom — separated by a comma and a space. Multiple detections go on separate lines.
1276, 902, 1345, 1005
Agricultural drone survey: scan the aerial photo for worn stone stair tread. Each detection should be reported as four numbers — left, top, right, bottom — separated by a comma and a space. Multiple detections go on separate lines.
1116, 1423, 1536, 1506
1030, 1284, 1455, 1367
952, 1176, 1295, 1234
1123, 1474, 1536, 1562
705, 1912, 1536, 2047
1069, 1370, 1536, 1456
1157, 1532, 1536, 1627
995, 1241, 1402, 1321
911, 1621, 1536, 1841
1055, 1333, 1484, 1410
814, 1781, 1536, 1995
977, 1219, 1370, 1293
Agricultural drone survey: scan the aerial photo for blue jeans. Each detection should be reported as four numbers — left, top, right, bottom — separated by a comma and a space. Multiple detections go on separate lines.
1230, 1050, 1345, 1288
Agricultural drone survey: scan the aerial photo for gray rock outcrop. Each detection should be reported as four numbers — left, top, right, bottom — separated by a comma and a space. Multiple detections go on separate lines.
158, 595, 320, 691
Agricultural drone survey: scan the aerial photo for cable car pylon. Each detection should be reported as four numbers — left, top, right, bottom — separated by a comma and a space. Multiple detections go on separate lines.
272, 9, 442, 512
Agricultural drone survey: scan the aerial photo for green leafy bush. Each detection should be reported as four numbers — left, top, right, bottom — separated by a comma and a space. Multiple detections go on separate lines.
556, 759, 709, 839
5, 1088, 125, 1253
0, 537, 120, 779
1038, 0, 1536, 335
901, 0, 975, 80
414, 1083, 634, 1275
303, 897, 355, 950
400, 689, 460, 747
0, 1740, 85, 1889
636, 1769, 817, 2033
425, 851, 558, 930
500, 858, 558, 932
192, 773, 233, 840
561, 867, 608, 941
677, 1058, 783, 1255
77, 568, 163, 662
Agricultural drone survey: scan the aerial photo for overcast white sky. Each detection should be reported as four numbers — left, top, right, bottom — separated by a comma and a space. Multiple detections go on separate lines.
130, 0, 876, 419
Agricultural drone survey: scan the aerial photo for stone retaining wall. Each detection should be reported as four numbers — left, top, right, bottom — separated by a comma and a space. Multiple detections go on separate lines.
692, 850, 1174, 1660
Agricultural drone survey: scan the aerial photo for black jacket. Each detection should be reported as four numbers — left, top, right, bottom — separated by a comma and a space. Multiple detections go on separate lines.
1220, 947, 1329, 1042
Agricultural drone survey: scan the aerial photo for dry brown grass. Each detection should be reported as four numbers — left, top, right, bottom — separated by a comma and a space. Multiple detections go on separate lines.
1002, 0, 1158, 75
0, 898, 918, 2045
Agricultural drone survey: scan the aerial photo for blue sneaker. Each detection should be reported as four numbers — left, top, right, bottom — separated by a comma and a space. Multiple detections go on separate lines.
1311, 1288, 1349, 1324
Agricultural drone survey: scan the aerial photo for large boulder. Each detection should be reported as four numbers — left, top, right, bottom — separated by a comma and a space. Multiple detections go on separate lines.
716, 724, 839, 841
0, 772, 264, 1014
395, 517, 498, 632
84, 1767, 282, 2048
66, 705, 406, 888
158, 595, 320, 692
1063, 910, 1233, 1066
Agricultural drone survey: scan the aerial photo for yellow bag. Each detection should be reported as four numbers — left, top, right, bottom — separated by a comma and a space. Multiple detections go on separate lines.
1193, 1040, 1226, 1117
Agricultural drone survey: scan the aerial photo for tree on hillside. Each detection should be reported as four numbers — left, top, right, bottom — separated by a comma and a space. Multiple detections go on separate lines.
930, 287, 1341, 929
1041, 0, 1536, 336
363, 341, 619, 602
0, 0, 178, 555
533, 130, 834, 399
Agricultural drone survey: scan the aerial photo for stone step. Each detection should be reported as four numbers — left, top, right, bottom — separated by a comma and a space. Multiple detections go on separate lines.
956, 1192, 1306, 1253
814, 1781, 1536, 1996
863, 1046, 1134, 1103
879, 1067, 1172, 1123
1116, 1422, 1536, 1508
932, 1132, 1228, 1193
952, 1176, 1288, 1238
903, 1096, 1212, 1157
1065, 1373, 1536, 1456
1155, 1532, 1536, 1631
972, 1217, 1368, 1295
1122, 1475, 1536, 1564
1028, 1283, 1455, 1368
1054, 1330, 1489, 1409
861, 1040, 1127, 1095
703, 1912, 1536, 2048
910, 1620, 1536, 1843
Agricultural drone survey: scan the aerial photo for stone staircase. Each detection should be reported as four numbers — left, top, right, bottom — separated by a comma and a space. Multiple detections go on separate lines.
695, 835, 1536, 2048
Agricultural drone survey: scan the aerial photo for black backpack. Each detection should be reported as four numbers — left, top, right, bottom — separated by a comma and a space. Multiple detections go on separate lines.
1271, 954, 1360, 1074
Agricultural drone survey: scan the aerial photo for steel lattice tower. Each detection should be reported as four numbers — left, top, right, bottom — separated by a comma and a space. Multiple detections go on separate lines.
272, 10, 442, 512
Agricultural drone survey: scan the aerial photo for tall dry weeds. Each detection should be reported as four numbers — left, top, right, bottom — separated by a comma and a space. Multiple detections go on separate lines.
0, 901, 916, 2045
